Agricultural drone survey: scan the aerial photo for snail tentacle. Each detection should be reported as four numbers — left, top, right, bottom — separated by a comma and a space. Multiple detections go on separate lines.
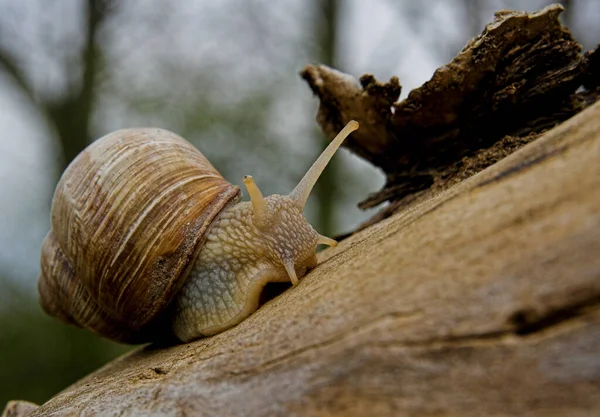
289, 120, 359, 209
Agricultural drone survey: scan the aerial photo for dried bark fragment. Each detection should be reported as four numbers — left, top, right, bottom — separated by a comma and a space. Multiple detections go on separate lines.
302, 4, 597, 226
300, 67, 400, 165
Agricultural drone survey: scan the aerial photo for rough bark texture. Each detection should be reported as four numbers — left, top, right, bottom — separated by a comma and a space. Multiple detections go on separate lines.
26, 99, 600, 416
301, 5, 599, 229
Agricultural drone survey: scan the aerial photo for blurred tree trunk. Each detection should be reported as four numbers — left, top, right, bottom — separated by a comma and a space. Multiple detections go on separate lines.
462, 0, 483, 39
312, 0, 341, 236
47, 0, 106, 168
560, 0, 573, 27
0, 0, 109, 171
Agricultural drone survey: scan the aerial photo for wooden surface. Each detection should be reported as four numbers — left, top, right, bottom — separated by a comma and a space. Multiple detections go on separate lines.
31, 102, 600, 416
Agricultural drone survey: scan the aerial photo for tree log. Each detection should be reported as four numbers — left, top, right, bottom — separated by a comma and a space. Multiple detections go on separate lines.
25, 100, 600, 416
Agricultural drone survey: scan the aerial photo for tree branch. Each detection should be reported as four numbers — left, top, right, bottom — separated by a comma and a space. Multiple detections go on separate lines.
0, 44, 40, 107
47, 0, 109, 168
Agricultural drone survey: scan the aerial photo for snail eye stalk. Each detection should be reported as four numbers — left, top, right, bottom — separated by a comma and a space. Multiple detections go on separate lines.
243, 175, 268, 230
288, 120, 359, 210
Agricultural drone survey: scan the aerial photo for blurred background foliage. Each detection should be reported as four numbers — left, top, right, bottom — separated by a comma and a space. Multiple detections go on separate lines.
0, 0, 597, 407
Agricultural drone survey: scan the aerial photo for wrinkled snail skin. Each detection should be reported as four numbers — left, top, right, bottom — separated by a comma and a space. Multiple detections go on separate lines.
172, 195, 320, 341
38, 121, 359, 344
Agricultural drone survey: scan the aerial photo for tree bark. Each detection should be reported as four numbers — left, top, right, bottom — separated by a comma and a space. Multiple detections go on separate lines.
27, 100, 600, 417
301, 5, 597, 224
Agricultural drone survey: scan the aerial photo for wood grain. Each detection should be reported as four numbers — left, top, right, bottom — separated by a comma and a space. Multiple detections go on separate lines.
31, 101, 600, 416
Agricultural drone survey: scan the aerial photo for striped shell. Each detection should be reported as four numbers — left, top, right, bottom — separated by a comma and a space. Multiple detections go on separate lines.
38, 128, 240, 343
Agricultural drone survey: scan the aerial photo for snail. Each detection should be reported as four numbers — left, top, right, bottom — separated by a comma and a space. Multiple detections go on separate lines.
38, 120, 359, 343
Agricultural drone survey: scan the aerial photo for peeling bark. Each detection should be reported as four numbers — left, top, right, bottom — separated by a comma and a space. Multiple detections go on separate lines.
301, 5, 599, 228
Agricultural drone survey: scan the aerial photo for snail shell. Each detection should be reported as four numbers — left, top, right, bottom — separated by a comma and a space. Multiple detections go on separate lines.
39, 128, 239, 343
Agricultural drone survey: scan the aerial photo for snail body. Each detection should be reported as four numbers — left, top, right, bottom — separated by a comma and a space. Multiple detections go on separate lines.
38, 121, 358, 343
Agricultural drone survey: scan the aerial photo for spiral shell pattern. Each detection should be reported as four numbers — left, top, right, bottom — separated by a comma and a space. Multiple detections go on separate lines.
39, 128, 239, 342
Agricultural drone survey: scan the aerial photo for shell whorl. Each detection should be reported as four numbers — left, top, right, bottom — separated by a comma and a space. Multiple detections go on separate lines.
39, 128, 240, 342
